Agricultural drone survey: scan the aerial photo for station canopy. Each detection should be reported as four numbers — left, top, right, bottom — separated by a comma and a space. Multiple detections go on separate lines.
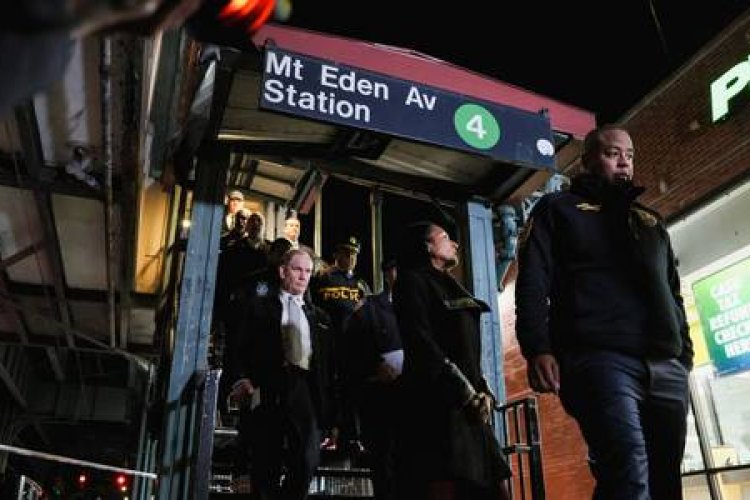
210, 23, 596, 206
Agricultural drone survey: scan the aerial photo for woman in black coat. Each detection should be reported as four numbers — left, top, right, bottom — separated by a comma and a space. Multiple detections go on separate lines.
392, 221, 511, 500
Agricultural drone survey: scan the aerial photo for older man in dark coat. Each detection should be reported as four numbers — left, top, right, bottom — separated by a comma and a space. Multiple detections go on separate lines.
392, 221, 511, 500
231, 249, 332, 500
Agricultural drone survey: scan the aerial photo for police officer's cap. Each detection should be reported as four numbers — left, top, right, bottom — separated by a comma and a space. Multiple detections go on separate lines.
336, 236, 360, 254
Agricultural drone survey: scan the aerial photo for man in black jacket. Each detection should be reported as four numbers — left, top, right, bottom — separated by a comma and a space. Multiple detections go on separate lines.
346, 259, 402, 500
230, 249, 332, 500
515, 125, 693, 499
224, 237, 292, 490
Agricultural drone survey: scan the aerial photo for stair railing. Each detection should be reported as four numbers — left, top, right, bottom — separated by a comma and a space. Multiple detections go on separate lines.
496, 395, 545, 500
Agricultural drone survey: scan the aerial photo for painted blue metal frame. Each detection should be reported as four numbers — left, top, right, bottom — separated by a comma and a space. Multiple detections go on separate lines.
158, 144, 227, 499
465, 200, 506, 443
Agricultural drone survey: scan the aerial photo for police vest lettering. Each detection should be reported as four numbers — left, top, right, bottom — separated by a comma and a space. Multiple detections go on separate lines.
319, 286, 361, 303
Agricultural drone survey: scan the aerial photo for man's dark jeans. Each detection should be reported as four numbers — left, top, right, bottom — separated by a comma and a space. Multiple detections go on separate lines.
560, 350, 690, 500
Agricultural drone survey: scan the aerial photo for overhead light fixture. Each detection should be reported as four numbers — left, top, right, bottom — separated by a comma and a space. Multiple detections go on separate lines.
180, 219, 192, 240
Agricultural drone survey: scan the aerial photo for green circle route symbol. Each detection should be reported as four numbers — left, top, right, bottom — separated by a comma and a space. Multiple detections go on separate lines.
454, 104, 501, 150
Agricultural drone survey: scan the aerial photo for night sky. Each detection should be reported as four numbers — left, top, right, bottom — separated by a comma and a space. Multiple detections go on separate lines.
286, 0, 750, 123
287, 1, 750, 287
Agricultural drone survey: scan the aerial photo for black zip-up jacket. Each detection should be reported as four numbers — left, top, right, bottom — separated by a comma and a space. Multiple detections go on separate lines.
515, 174, 693, 368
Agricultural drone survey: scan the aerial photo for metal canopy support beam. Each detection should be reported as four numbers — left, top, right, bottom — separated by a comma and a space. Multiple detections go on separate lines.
369, 188, 384, 293
3, 281, 117, 302
463, 200, 506, 443
226, 140, 334, 158
317, 157, 472, 202
14, 103, 75, 348
158, 143, 227, 500
0, 277, 29, 344
30, 418, 51, 447
194, 369, 220, 497
45, 346, 66, 382
227, 156, 259, 190
288, 166, 322, 213
148, 30, 188, 180
225, 140, 473, 202
173, 47, 237, 185
0, 160, 112, 200
0, 348, 28, 409
0, 241, 44, 272
133, 363, 156, 498
101, 36, 119, 350
204, 49, 241, 141
0, 291, 149, 367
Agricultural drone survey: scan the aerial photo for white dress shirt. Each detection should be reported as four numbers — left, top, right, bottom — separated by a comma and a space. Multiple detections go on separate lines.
280, 291, 312, 370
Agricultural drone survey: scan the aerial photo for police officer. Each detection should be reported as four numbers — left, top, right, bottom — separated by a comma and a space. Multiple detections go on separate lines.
311, 236, 372, 453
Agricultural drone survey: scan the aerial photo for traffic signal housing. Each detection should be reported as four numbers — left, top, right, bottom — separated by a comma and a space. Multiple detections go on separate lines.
186, 0, 293, 50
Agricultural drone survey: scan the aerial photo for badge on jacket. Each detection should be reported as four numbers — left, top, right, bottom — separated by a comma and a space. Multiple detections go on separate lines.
256, 282, 270, 297
576, 202, 601, 212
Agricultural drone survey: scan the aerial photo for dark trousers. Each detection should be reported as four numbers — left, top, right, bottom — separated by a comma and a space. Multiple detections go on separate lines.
560, 350, 690, 500
358, 382, 399, 500
251, 366, 321, 500
234, 407, 253, 476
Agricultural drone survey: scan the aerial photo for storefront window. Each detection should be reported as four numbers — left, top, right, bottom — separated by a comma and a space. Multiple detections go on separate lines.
683, 474, 711, 500
690, 365, 750, 468
683, 406, 705, 473
716, 469, 750, 499
680, 252, 750, 499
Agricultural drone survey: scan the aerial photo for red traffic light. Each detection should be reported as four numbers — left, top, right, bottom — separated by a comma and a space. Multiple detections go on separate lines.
219, 0, 276, 34
187, 0, 291, 51
115, 473, 129, 492
77, 473, 88, 486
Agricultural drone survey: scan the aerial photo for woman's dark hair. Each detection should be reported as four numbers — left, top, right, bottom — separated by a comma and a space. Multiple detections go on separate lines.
396, 221, 434, 270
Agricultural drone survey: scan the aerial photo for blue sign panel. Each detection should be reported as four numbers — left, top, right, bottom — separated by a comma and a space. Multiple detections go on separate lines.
259, 47, 555, 170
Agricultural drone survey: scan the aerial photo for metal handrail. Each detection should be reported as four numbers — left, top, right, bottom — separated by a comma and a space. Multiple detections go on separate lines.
496, 396, 545, 500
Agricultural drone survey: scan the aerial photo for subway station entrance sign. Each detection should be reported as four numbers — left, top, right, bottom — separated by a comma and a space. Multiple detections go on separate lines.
259, 47, 555, 170
693, 257, 750, 376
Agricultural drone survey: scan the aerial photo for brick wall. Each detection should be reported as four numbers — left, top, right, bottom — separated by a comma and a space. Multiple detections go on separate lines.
625, 13, 750, 217
501, 268, 595, 499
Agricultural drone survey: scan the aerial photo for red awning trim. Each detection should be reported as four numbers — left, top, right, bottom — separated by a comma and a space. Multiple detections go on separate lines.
254, 23, 596, 138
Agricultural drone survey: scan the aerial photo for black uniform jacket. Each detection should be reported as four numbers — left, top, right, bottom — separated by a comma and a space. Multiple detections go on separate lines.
312, 267, 371, 334
515, 174, 693, 368
345, 291, 402, 383
235, 293, 333, 423
393, 265, 509, 486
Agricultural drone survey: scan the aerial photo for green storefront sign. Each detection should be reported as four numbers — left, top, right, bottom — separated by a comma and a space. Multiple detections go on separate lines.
693, 258, 750, 375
